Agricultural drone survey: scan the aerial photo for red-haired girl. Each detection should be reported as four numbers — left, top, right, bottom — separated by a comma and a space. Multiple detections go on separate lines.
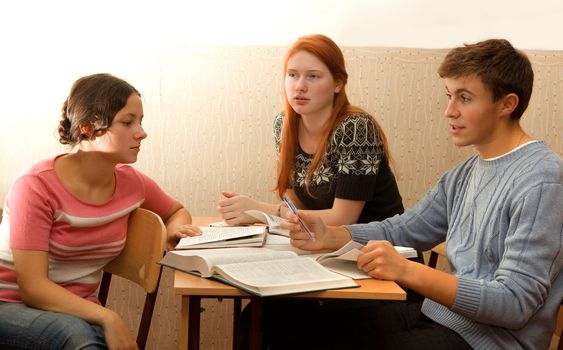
218, 34, 403, 227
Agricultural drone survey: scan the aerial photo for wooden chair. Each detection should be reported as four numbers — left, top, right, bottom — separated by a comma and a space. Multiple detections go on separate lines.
98, 208, 167, 350
0, 207, 165, 348
427, 241, 446, 269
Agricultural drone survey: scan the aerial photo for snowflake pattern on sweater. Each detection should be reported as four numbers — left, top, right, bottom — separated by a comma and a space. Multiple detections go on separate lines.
274, 112, 384, 188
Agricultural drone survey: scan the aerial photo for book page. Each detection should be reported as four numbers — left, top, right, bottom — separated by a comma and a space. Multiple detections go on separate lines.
264, 234, 291, 245
245, 210, 290, 236
159, 251, 214, 277
264, 234, 312, 255
315, 241, 364, 263
316, 241, 417, 262
161, 247, 299, 277
313, 241, 417, 279
319, 259, 371, 279
394, 246, 418, 258
183, 236, 265, 249
214, 257, 357, 296
176, 226, 266, 249
208, 221, 230, 227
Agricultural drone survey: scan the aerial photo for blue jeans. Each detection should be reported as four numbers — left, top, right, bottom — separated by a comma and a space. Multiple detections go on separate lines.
0, 301, 108, 349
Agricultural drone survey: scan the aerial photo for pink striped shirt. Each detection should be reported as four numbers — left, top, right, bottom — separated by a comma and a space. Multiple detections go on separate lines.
0, 156, 174, 303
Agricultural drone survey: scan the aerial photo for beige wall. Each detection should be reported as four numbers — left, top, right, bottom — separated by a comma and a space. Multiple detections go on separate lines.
1, 46, 562, 349
2, 46, 561, 211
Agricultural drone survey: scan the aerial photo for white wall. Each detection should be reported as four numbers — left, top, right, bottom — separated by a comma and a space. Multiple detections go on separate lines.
1, 0, 562, 203
1, 0, 562, 49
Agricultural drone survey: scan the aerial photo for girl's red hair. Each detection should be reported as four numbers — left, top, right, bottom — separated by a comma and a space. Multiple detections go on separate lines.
275, 34, 393, 198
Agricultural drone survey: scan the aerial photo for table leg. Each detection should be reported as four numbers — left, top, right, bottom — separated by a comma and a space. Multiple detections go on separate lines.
249, 297, 263, 350
233, 298, 242, 350
187, 296, 202, 350
180, 297, 188, 349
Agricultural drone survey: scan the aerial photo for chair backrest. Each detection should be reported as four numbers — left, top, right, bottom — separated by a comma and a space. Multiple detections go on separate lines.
98, 207, 167, 349
427, 242, 446, 269
103, 208, 167, 293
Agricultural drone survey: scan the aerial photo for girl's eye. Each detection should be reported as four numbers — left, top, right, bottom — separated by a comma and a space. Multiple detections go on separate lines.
445, 93, 452, 100
121, 121, 132, 126
461, 95, 471, 102
308, 74, 319, 79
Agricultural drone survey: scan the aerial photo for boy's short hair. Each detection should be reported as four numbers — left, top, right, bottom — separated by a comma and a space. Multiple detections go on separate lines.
438, 39, 534, 119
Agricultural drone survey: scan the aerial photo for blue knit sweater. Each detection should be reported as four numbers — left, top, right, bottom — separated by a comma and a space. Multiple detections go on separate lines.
347, 141, 563, 349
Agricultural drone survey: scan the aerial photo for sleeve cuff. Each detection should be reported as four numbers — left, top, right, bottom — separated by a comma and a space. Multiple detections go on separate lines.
451, 276, 482, 318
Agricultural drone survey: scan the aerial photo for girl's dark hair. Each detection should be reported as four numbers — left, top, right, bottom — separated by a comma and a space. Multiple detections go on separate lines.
58, 73, 139, 145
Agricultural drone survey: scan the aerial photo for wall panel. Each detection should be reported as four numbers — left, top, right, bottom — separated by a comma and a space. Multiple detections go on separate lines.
0, 46, 561, 349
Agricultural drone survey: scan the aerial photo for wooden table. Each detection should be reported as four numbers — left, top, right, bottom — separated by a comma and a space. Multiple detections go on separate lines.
175, 217, 407, 349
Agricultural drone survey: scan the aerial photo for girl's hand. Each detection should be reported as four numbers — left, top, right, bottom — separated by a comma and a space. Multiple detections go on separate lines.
101, 310, 139, 350
168, 224, 202, 250
217, 191, 259, 226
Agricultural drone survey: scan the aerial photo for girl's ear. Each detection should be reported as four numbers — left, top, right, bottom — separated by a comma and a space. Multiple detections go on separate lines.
335, 81, 343, 94
500, 93, 519, 118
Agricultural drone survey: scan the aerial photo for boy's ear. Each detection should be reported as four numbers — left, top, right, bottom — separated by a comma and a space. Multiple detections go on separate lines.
500, 93, 519, 118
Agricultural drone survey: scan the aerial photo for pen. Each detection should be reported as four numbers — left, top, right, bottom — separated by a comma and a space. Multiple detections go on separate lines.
282, 196, 315, 240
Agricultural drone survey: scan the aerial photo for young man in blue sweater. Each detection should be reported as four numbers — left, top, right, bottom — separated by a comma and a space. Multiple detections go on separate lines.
283, 39, 562, 349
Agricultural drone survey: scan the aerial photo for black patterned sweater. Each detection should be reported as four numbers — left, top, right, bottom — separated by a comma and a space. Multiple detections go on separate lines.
273, 112, 404, 223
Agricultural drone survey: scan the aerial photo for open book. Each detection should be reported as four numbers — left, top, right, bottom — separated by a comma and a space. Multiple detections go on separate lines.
245, 210, 290, 236
159, 247, 358, 297
310, 241, 418, 279
175, 226, 267, 249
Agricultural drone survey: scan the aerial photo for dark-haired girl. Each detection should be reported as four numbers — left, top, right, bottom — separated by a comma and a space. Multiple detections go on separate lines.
0, 73, 199, 349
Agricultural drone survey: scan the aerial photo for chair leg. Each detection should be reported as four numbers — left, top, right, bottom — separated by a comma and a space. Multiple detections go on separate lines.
136, 267, 164, 349
98, 272, 112, 306
427, 251, 439, 269
137, 292, 158, 349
